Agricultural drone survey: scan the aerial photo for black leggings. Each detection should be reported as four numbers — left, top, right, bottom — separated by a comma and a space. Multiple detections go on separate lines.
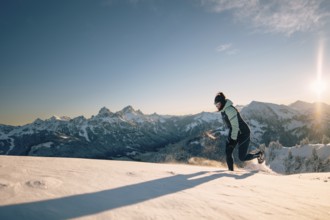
225, 135, 260, 171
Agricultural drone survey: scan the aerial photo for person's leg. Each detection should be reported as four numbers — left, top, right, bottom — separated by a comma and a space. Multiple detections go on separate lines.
225, 144, 235, 171
238, 136, 260, 161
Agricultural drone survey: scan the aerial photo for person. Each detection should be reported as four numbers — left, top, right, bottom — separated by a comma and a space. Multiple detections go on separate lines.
214, 92, 264, 171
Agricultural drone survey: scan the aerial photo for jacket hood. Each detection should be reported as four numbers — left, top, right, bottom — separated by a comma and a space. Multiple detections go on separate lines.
220, 99, 233, 112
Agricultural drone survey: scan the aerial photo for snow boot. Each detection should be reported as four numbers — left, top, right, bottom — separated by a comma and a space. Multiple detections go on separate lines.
257, 149, 265, 164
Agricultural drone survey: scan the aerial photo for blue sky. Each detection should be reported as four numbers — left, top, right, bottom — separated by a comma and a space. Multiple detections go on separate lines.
1, 0, 330, 125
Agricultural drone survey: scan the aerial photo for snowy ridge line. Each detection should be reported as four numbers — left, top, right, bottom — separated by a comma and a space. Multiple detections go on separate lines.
0, 101, 329, 164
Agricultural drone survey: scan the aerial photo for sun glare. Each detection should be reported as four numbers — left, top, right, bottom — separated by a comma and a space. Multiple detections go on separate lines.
311, 37, 327, 100
311, 79, 327, 98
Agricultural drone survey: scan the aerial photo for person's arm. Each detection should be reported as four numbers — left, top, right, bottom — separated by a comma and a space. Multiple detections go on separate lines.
225, 106, 239, 140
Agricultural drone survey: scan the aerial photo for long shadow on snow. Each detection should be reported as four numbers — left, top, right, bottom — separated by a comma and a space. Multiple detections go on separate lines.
0, 170, 257, 219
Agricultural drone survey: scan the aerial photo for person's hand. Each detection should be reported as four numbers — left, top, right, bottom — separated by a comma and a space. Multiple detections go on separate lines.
227, 137, 237, 147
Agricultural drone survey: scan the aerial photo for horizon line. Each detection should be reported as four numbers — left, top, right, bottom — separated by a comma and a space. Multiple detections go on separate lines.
1, 99, 329, 127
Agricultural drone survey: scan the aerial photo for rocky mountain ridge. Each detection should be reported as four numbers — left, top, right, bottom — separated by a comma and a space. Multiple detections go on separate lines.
0, 100, 329, 160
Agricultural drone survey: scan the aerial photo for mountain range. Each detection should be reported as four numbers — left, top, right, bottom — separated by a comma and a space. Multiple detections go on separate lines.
0, 100, 329, 161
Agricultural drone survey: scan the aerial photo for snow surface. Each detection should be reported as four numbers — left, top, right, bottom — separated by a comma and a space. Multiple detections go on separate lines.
0, 156, 329, 220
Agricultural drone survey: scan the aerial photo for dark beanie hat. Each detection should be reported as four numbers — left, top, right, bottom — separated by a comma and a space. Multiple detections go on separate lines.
214, 92, 226, 106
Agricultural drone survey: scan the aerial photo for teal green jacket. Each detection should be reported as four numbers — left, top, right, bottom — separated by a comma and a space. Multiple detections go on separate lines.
220, 99, 250, 141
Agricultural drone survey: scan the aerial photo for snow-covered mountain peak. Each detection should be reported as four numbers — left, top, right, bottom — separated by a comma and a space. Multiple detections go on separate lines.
48, 116, 71, 122
72, 115, 87, 124
33, 118, 44, 125
242, 101, 300, 120
290, 100, 313, 112
116, 106, 147, 123
136, 109, 144, 115
121, 105, 140, 114
97, 107, 114, 117
248, 100, 279, 108
290, 100, 311, 107
290, 101, 330, 114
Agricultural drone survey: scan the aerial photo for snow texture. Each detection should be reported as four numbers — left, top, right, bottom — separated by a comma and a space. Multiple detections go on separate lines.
0, 156, 329, 220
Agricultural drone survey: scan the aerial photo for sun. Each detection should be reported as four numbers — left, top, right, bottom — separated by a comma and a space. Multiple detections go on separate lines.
311, 79, 327, 98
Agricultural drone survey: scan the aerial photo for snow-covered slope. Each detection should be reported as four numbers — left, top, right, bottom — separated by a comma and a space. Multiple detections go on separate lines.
0, 156, 329, 220
264, 143, 330, 174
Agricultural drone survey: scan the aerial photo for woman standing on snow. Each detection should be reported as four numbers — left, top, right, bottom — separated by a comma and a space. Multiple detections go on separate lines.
214, 92, 264, 171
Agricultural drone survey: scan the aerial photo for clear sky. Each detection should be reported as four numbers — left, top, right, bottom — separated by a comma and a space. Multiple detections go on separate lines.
1, 0, 330, 125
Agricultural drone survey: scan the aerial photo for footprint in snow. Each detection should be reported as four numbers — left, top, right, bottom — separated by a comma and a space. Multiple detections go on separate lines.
0, 183, 8, 189
25, 180, 47, 189
25, 177, 62, 189
126, 172, 136, 176
167, 171, 176, 175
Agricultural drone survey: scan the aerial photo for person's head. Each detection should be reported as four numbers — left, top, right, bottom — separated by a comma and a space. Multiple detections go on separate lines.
214, 92, 226, 111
